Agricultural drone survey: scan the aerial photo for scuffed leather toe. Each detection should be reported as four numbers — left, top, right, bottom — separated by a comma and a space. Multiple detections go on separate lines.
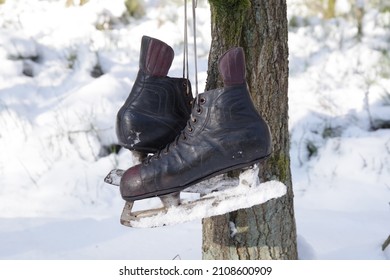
120, 165, 143, 201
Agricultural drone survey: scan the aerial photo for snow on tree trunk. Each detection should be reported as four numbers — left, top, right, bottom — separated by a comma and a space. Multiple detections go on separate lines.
202, 0, 298, 260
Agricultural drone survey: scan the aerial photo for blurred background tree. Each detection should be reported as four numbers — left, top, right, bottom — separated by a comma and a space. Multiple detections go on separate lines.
65, 0, 89, 7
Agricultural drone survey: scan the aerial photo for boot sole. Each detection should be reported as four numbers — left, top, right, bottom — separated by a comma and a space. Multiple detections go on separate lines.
122, 153, 271, 201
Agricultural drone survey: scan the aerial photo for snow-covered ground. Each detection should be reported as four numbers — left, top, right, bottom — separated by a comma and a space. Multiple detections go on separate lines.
0, 0, 389, 259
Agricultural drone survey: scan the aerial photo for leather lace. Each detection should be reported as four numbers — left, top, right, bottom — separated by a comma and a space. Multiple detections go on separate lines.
183, 0, 199, 103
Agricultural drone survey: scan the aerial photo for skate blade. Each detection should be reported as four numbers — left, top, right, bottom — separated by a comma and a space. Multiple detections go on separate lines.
119, 164, 266, 228
159, 192, 180, 207
119, 179, 287, 228
103, 151, 148, 187
104, 169, 124, 186
120, 202, 167, 227
120, 192, 181, 227
184, 164, 259, 195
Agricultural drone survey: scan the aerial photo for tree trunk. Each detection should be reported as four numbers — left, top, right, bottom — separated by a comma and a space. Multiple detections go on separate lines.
202, 0, 297, 260
325, 0, 337, 19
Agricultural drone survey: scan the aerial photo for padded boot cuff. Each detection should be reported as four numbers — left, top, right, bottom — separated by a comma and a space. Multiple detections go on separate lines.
139, 36, 174, 77
218, 47, 246, 86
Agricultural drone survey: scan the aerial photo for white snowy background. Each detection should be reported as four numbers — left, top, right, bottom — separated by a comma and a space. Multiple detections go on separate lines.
0, 0, 389, 259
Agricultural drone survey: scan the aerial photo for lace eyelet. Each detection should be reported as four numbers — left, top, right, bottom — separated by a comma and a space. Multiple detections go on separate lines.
183, 81, 192, 96
196, 107, 202, 114
200, 97, 206, 104
192, 118, 197, 123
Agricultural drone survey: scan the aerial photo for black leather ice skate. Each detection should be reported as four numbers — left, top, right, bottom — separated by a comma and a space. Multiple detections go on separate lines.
116, 36, 193, 153
119, 47, 272, 201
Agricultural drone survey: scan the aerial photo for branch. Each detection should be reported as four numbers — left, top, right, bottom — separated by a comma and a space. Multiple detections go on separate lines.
382, 235, 390, 251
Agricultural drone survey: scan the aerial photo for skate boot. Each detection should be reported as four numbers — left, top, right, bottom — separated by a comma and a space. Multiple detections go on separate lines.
120, 47, 272, 202
116, 36, 193, 154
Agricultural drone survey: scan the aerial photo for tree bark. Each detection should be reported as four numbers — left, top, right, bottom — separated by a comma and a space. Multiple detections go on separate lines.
202, 0, 297, 260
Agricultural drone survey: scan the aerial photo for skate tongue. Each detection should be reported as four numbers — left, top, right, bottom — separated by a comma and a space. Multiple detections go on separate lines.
139, 36, 174, 77
219, 47, 246, 86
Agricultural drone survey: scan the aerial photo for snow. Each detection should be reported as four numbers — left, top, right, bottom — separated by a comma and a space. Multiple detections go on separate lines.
0, 0, 389, 260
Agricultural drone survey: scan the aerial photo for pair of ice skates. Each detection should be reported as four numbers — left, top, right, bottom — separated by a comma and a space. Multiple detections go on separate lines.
105, 36, 281, 227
